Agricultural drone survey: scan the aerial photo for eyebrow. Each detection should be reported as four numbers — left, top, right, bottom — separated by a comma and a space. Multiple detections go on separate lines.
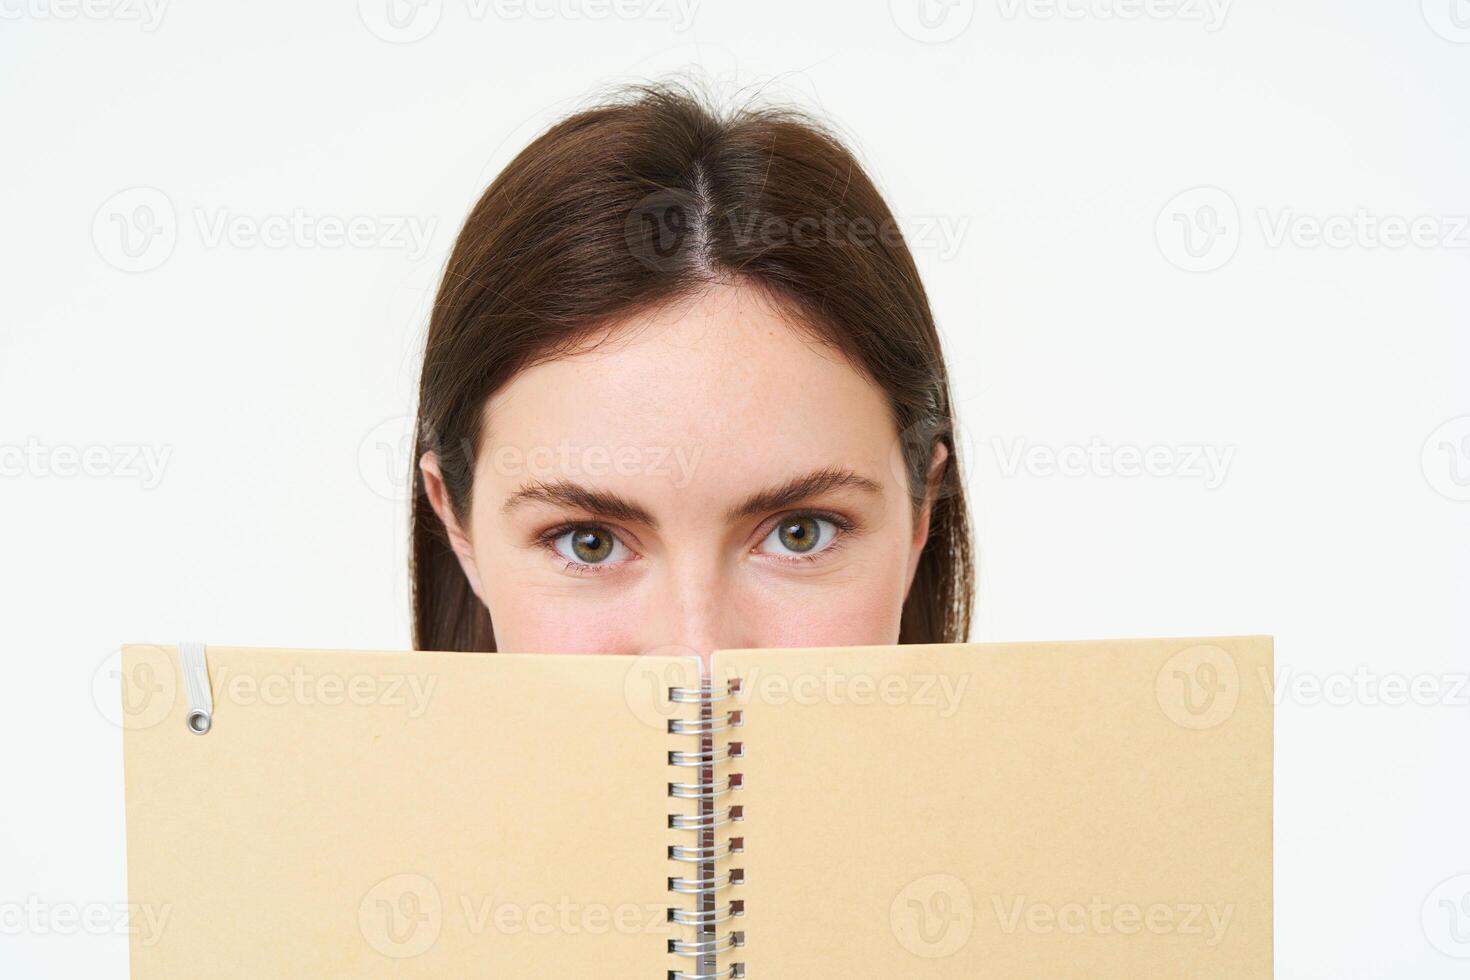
499, 467, 882, 528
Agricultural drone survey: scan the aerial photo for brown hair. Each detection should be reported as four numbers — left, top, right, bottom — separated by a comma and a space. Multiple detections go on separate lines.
412, 83, 973, 651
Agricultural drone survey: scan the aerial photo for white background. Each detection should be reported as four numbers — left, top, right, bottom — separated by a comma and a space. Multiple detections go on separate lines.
3, 0, 1469, 975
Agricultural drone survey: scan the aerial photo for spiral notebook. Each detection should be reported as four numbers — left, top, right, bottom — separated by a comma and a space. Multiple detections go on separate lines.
120, 636, 1272, 978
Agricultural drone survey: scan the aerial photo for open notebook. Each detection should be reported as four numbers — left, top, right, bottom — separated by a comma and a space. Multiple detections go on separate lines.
120, 636, 1272, 978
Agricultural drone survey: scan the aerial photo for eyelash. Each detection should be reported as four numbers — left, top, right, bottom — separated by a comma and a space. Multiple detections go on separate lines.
756, 510, 857, 566
533, 509, 859, 575
534, 523, 633, 576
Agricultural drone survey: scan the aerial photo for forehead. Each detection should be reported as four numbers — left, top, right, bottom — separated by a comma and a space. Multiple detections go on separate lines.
481, 285, 898, 483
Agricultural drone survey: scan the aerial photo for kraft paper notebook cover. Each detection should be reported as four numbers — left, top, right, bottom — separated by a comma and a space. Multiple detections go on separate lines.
121, 636, 1273, 978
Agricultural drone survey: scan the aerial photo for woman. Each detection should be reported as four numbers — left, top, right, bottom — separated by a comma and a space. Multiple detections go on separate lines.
413, 83, 973, 659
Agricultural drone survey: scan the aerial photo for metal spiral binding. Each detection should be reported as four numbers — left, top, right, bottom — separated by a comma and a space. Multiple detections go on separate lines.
667, 678, 745, 980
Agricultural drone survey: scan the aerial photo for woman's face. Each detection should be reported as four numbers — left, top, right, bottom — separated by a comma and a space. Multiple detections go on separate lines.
422, 283, 943, 659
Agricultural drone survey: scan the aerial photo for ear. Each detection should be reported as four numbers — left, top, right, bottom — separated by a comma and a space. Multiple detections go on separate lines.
419, 451, 487, 603
904, 441, 950, 597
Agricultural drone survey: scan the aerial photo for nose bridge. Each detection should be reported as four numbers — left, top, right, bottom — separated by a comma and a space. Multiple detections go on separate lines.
647, 552, 730, 660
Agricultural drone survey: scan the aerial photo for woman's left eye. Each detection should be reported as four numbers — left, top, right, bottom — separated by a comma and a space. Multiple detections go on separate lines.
756, 514, 839, 558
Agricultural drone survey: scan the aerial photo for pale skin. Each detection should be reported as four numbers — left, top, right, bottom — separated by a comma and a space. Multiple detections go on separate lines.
420, 282, 947, 660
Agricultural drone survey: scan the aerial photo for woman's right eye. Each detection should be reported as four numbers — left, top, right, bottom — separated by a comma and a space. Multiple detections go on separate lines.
549, 525, 630, 566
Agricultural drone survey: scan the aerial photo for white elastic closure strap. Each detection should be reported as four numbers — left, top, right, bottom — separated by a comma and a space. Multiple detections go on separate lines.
178, 641, 213, 735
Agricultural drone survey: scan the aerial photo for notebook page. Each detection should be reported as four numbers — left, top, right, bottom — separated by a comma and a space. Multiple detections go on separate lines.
122, 645, 694, 978
715, 636, 1273, 978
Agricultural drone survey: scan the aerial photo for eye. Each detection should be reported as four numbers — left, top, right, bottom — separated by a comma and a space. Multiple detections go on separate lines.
757, 514, 840, 558
550, 525, 631, 566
